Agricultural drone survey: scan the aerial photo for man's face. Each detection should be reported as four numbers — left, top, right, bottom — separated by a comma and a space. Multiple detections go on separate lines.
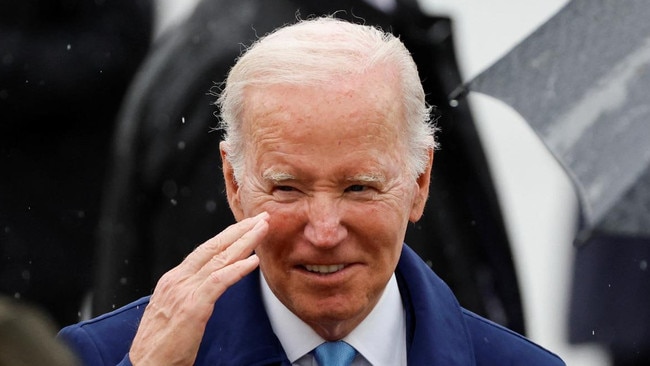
222, 68, 431, 339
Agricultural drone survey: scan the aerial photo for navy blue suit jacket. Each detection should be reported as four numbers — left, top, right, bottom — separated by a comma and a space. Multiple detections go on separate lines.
59, 246, 564, 365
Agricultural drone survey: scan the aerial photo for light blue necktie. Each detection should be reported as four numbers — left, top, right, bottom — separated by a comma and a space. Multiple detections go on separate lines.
313, 341, 357, 366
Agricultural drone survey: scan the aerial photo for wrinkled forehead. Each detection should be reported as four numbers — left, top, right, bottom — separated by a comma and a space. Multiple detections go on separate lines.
242, 86, 404, 160
240, 70, 406, 149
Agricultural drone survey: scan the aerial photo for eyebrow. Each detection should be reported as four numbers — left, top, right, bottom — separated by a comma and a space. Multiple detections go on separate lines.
262, 169, 387, 185
346, 173, 386, 185
262, 169, 296, 183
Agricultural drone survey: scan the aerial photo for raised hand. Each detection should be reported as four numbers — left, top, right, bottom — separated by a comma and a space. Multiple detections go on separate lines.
128, 212, 269, 365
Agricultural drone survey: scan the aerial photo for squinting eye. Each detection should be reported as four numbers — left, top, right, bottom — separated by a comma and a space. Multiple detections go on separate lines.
345, 185, 366, 192
276, 186, 295, 192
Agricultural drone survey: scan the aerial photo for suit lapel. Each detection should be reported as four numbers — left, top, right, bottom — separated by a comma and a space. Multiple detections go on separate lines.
397, 245, 477, 366
198, 269, 290, 365
197, 246, 475, 365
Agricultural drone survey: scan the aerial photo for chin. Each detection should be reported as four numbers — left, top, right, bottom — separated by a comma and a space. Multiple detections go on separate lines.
293, 293, 370, 329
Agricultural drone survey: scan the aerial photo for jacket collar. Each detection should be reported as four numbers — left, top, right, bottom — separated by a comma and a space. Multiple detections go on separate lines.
196, 244, 475, 365
397, 245, 476, 366
198, 270, 290, 365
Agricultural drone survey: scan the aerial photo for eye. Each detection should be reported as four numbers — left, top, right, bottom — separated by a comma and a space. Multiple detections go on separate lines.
276, 185, 295, 192
271, 185, 302, 202
345, 184, 367, 192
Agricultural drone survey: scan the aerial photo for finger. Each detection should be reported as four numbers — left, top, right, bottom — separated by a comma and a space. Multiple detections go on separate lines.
182, 211, 269, 272
194, 254, 260, 306
192, 217, 268, 306
197, 215, 268, 279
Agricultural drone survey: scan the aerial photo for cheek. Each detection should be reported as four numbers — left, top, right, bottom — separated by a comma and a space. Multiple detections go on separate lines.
256, 203, 305, 256
350, 201, 410, 249
352, 196, 410, 226
265, 201, 305, 230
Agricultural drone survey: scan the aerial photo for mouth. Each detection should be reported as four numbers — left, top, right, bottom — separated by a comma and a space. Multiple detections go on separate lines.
303, 264, 346, 274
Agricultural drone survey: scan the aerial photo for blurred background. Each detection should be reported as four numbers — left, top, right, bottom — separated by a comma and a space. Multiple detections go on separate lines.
419, 0, 599, 365
4, 1, 649, 365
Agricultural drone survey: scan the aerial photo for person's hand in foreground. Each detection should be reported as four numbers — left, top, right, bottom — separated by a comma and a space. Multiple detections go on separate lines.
128, 212, 269, 365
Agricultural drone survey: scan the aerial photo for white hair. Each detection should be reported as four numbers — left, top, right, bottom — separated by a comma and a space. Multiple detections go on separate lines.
217, 16, 437, 182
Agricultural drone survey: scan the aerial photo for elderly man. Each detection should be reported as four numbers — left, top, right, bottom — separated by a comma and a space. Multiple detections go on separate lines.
59, 17, 564, 366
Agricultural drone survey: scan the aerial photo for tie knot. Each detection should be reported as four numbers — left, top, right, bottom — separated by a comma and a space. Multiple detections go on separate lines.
313, 341, 357, 366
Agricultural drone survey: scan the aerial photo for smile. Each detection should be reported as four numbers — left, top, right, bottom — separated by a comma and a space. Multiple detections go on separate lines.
304, 264, 346, 274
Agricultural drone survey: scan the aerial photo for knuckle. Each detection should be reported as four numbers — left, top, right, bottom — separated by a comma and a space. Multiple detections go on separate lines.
210, 251, 231, 268
156, 272, 175, 292
199, 236, 226, 254
155, 268, 184, 294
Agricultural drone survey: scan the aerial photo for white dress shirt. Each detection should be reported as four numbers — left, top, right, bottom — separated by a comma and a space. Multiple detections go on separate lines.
260, 272, 407, 366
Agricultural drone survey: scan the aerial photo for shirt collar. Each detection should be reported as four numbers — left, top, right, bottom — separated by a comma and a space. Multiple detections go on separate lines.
260, 272, 406, 365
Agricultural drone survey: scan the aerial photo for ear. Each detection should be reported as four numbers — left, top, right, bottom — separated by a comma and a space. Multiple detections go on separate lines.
220, 141, 245, 221
409, 146, 434, 223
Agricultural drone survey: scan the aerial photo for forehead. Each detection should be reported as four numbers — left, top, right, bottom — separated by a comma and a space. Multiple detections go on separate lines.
239, 80, 408, 183
241, 69, 405, 150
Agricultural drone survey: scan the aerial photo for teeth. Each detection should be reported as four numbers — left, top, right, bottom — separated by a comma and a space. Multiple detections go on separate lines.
304, 264, 345, 274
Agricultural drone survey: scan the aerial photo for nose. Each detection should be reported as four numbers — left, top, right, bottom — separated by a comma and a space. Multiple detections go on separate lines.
303, 195, 348, 248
